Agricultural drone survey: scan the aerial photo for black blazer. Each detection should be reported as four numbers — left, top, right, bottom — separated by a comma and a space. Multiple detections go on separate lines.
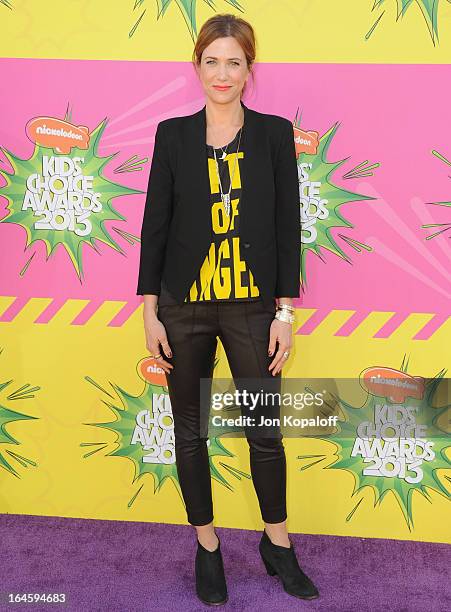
136, 100, 300, 307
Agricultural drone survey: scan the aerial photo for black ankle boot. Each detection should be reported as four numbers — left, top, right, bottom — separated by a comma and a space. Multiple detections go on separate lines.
259, 530, 319, 600
195, 536, 228, 606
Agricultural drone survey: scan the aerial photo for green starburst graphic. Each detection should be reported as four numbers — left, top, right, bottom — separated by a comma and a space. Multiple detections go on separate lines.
0, 116, 142, 280
372, 0, 451, 44
295, 116, 377, 286
0, 377, 38, 477
82, 376, 246, 505
422, 149, 450, 239
130, 0, 245, 40
299, 364, 450, 528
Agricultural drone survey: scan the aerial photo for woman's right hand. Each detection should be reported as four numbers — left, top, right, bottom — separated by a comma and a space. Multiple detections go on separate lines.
143, 308, 174, 375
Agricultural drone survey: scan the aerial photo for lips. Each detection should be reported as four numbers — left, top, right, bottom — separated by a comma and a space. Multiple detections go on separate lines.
213, 86, 232, 90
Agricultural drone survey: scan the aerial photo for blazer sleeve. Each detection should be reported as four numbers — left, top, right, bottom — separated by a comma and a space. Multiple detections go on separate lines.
274, 119, 301, 298
136, 121, 173, 295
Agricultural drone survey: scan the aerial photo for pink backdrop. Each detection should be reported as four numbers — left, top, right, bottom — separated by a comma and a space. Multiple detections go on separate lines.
1, 59, 449, 334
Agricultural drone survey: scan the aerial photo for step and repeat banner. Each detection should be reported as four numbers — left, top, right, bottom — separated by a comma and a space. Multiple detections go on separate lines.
0, 1, 449, 543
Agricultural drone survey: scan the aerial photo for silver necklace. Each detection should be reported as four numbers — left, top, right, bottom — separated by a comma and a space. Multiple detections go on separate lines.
211, 126, 239, 160
218, 144, 229, 160
213, 125, 243, 217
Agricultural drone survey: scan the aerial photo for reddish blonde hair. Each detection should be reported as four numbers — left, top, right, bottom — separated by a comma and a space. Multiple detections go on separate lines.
192, 13, 256, 96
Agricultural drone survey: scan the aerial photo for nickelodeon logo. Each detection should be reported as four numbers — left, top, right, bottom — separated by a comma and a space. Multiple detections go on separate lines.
26, 116, 90, 155
139, 357, 168, 386
293, 125, 319, 156
361, 367, 425, 403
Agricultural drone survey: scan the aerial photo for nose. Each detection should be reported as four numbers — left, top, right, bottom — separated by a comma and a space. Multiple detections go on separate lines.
217, 63, 228, 80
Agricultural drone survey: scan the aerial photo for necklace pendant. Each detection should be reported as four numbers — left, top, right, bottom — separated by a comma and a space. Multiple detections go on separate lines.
222, 193, 231, 216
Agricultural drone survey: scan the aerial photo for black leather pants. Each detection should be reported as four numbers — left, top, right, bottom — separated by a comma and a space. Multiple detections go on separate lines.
157, 299, 287, 526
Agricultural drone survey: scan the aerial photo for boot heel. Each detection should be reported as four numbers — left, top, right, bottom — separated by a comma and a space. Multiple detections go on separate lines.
261, 554, 277, 576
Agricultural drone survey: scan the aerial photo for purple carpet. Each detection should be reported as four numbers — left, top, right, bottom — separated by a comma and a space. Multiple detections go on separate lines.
1, 514, 449, 611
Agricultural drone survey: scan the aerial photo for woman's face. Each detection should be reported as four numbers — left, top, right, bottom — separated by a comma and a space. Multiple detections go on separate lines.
196, 36, 250, 105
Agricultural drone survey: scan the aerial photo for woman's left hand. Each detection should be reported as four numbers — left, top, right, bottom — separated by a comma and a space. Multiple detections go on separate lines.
268, 318, 293, 376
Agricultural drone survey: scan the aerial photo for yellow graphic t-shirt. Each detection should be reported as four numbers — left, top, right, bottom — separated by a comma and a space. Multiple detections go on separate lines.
186, 131, 260, 302
158, 129, 260, 305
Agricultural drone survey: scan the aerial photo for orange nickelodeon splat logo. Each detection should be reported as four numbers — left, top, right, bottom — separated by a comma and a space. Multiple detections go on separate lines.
139, 357, 168, 387
293, 125, 319, 156
361, 367, 425, 403
26, 116, 90, 154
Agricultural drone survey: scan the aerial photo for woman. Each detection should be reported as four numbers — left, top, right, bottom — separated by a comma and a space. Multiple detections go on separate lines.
137, 13, 319, 605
